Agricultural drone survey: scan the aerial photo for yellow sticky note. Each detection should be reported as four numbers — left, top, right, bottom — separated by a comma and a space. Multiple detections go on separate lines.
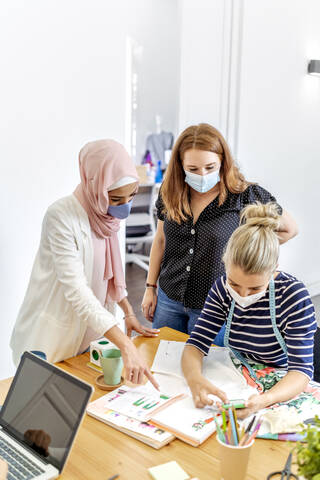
148, 461, 190, 480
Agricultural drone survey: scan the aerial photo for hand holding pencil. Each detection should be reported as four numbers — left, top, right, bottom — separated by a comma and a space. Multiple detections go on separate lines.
232, 393, 269, 420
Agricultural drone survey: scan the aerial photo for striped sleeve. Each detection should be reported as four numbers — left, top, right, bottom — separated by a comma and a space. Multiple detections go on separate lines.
186, 277, 226, 355
281, 281, 317, 379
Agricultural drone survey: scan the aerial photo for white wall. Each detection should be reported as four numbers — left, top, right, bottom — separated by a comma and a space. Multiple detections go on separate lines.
129, 0, 180, 162
237, 0, 320, 293
0, 0, 128, 379
178, 0, 320, 295
0, 0, 179, 379
178, 0, 225, 131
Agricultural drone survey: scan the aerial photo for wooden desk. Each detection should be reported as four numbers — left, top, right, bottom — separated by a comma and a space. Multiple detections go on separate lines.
0, 328, 294, 479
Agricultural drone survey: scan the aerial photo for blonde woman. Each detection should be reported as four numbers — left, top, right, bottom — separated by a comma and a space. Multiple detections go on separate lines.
142, 123, 298, 341
182, 202, 319, 418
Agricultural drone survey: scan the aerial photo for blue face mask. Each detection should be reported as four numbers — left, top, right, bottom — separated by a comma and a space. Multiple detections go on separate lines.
107, 200, 133, 219
184, 169, 220, 193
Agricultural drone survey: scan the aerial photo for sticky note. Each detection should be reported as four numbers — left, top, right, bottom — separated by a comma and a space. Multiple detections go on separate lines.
148, 461, 190, 480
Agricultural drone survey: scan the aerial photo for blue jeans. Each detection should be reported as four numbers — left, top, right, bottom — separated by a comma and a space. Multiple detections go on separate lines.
152, 288, 202, 335
152, 287, 226, 342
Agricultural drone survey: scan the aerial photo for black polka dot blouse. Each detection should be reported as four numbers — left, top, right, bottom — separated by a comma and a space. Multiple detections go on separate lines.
156, 184, 282, 309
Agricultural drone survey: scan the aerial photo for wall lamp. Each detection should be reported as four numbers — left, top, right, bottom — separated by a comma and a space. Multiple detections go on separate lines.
308, 60, 320, 76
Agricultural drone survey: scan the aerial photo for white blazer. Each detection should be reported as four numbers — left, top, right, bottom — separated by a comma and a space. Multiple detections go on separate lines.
10, 195, 118, 366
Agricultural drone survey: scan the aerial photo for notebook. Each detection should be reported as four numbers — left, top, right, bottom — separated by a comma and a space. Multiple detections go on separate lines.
91, 384, 185, 422
87, 396, 175, 449
152, 341, 256, 400
0, 351, 93, 480
148, 342, 257, 446
150, 396, 221, 447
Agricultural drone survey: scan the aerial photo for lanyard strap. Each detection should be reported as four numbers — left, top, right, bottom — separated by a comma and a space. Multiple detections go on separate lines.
224, 277, 287, 386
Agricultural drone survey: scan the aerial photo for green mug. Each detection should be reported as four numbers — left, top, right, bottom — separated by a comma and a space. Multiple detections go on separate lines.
100, 349, 123, 385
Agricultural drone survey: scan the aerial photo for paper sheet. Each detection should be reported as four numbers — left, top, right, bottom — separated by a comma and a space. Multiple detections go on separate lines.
151, 396, 219, 444
95, 384, 181, 422
151, 340, 257, 400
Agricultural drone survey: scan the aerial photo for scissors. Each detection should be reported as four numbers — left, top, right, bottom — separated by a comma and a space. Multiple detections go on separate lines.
267, 452, 298, 479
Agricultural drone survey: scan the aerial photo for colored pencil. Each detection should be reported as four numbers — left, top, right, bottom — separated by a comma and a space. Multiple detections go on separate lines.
238, 432, 249, 446
214, 416, 225, 442
222, 410, 227, 432
238, 415, 256, 446
222, 399, 246, 409
228, 408, 238, 446
232, 406, 240, 441
245, 415, 256, 434
244, 422, 262, 445
227, 417, 232, 445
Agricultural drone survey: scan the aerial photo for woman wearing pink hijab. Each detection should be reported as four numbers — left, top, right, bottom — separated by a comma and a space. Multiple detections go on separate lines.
10, 140, 159, 387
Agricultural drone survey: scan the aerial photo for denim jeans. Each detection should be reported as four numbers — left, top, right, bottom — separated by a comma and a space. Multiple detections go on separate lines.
152, 287, 227, 341
152, 288, 202, 335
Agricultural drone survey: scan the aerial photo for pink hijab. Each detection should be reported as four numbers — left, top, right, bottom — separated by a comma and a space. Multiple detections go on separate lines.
74, 139, 138, 302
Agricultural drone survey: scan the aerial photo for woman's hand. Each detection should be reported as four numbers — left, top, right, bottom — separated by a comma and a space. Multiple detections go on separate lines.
234, 394, 268, 420
124, 314, 159, 338
188, 374, 228, 408
120, 338, 159, 389
105, 325, 159, 389
235, 370, 309, 419
141, 288, 158, 322
0, 458, 7, 480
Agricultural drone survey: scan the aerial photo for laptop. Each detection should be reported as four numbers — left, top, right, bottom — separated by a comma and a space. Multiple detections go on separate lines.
0, 351, 93, 479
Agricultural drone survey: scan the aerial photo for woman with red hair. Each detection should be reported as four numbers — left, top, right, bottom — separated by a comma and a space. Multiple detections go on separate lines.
141, 124, 298, 342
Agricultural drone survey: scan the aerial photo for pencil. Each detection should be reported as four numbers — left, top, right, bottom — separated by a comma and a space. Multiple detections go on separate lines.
239, 426, 245, 441
214, 416, 225, 442
238, 415, 256, 446
245, 423, 261, 445
245, 416, 256, 434
238, 432, 248, 446
232, 406, 240, 441
222, 410, 227, 432
227, 417, 232, 445
228, 408, 238, 446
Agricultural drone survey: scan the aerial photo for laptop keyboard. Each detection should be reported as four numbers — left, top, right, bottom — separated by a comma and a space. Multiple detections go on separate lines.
0, 438, 45, 480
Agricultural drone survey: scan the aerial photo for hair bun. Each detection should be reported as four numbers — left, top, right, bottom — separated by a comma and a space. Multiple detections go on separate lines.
240, 202, 281, 231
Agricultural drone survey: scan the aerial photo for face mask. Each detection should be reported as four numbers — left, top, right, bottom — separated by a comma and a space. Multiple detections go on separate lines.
107, 200, 132, 219
226, 281, 267, 308
184, 169, 220, 193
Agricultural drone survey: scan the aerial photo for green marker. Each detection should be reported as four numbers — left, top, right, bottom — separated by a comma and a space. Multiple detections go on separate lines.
222, 399, 246, 409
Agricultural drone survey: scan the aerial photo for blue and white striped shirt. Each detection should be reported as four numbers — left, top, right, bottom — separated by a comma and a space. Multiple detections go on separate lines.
187, 272, 317, 379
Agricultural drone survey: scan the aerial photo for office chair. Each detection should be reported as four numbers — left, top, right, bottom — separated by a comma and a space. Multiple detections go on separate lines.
125, 184, 156, 272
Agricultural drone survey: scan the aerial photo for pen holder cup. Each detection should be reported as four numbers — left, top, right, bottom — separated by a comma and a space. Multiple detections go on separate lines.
216, 436, 254, 480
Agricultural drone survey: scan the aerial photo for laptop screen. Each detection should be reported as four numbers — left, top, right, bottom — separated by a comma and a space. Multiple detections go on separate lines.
0, 352, 93, 471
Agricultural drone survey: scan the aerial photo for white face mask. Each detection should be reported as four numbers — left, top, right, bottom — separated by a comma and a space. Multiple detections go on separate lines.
226, 282, 267, 308
184, 169, 220, 193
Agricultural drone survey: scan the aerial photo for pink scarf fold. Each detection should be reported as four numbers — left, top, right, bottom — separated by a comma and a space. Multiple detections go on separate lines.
74, 139, 138, 302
